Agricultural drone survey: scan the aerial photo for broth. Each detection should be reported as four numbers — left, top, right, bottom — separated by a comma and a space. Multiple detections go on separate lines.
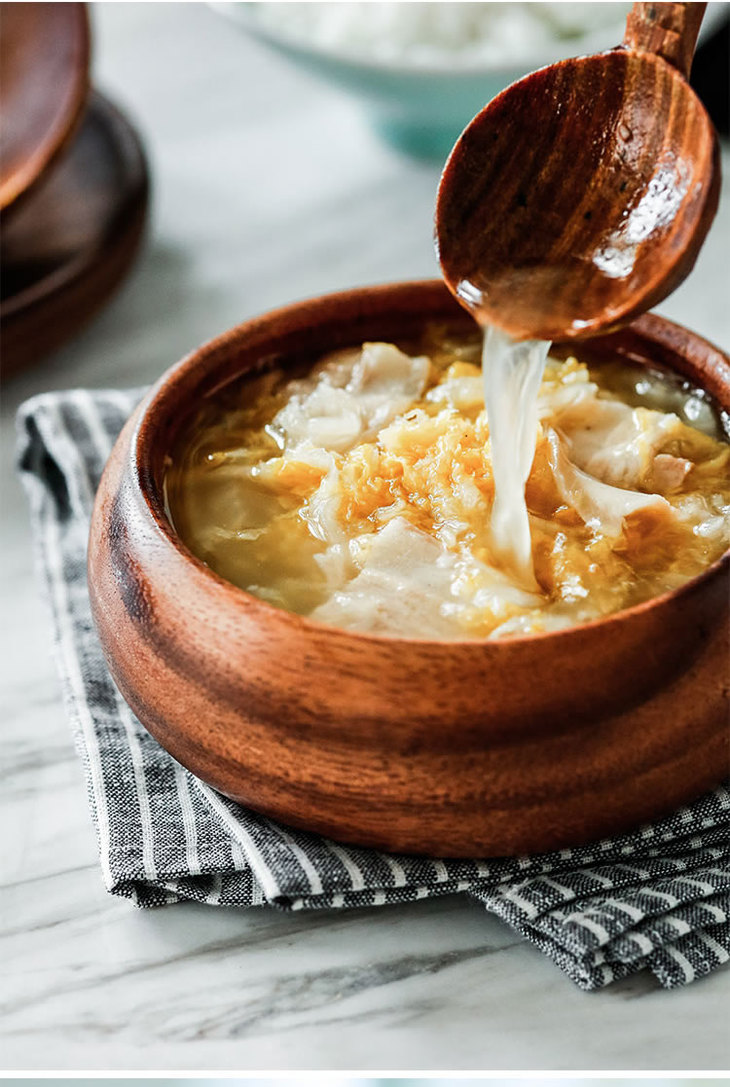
481, 327, 550, 587
165, 326, 730, 639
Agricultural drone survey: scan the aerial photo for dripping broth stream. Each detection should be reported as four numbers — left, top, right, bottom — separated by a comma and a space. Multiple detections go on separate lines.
480, 326, 550, 587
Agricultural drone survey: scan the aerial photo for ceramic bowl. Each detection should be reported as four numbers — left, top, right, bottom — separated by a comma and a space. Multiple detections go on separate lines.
88, 281, 730, 857
213, 2, 630, 159
212, 3, 727, 160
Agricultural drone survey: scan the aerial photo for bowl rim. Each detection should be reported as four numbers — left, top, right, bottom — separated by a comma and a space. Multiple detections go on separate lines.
130, 278, 730, 651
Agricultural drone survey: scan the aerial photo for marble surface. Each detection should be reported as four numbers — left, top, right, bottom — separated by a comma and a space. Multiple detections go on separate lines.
2, 2, 729, 1073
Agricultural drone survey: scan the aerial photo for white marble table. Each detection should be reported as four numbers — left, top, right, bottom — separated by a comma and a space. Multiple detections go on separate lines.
2, 3, 729, 1072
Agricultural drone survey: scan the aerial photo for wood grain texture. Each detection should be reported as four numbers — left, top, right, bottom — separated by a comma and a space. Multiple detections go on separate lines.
436, 5, 720, 342
88, 281, 730, 858
623, 2, 706, 78
0, 91, 149, 377
0, 2, 90, 211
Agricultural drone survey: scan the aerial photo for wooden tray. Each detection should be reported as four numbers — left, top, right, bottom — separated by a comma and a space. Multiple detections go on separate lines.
1, 90, 149, 377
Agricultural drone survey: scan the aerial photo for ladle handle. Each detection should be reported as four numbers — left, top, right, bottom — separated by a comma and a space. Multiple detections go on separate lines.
623, 2, 706, 79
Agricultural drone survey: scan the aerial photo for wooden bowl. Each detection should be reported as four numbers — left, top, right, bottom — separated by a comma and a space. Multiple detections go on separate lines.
1, 91, 150, 377
88, 281, 730, 857
0, 2, 90, 212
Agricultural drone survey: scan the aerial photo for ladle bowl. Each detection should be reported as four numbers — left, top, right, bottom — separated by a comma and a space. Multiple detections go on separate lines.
436, 2, 720, 341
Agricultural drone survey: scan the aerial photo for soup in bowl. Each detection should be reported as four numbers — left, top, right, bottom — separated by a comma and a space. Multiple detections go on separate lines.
88, 281, 730, 856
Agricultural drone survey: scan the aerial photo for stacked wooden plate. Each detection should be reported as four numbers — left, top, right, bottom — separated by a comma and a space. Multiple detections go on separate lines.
0, 3, 149, 376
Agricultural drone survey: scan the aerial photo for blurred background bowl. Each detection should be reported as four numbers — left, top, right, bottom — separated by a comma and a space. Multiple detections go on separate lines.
212, 1, 727, 159
0, 1, 90, 210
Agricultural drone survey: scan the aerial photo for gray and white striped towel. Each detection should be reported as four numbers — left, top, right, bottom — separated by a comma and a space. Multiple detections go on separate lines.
16, 386, 730, 992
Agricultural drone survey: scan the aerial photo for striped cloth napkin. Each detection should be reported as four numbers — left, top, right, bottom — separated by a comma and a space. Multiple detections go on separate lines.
16, 386, 730, 992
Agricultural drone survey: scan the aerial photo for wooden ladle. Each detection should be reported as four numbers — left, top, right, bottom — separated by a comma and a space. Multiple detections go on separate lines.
435, 3, 720, 343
